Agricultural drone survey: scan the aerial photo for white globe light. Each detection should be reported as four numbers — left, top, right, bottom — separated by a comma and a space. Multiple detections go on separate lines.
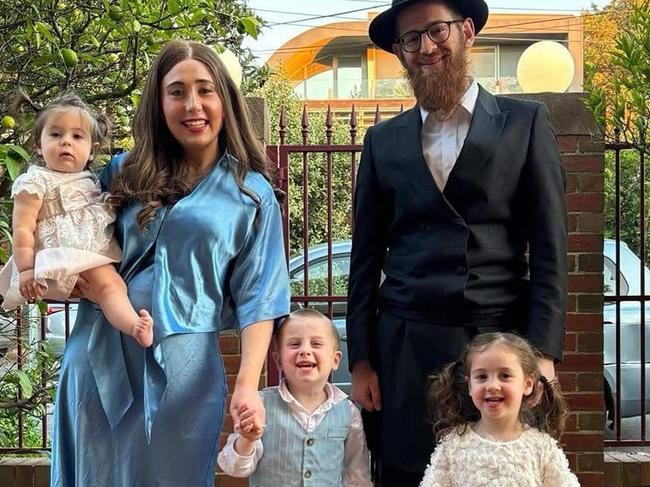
516, 41, 575, 93
217, 48, 243, 88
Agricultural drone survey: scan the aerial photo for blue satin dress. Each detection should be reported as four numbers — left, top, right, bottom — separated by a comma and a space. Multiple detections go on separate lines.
50, 152, 290, 487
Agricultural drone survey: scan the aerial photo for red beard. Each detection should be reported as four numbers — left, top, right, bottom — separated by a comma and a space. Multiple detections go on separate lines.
404, 48, 470, 115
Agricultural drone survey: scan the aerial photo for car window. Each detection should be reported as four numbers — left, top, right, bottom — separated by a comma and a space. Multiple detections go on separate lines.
290, 255, 350, 296
604, 256, 629, 296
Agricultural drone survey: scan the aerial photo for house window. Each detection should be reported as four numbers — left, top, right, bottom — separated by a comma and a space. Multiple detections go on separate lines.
471, 43, 531, 94
294, 54, 366, 100
472, 47, 497, 85
336, 56, 365, 98
294, 70, 334, 100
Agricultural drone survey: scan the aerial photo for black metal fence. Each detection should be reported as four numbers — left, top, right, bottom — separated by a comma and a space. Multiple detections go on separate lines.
603, 141, 649, 446
0, 301, 75, 454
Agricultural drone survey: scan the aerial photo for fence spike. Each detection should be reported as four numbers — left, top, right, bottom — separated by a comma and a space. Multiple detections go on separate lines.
349, 104, 357, 144
374, 104, 381, 125
326, 105, 333, 144
279, 106, 287, 145
301, 105, 309, 144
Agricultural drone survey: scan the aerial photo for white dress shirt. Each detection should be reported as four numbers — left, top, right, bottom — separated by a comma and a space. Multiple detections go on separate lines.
420, 79, 479, 190
217, 379, 373, 486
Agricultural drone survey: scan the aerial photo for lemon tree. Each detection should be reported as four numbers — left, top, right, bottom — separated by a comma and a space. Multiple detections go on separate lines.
0, 0, 265, 156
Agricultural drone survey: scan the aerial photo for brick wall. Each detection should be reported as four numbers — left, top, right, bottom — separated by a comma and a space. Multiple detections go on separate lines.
562, 134, 606, 487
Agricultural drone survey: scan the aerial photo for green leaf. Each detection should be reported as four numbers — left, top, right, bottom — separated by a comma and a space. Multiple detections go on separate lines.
168, 0, 180, 14
37, 300, 48, 315
35, 22, 56, 44
5, 153, 22, 181
16, 370, 33, 398
132, 19, 141, 33
7, 144, 29, 162
239, 17, 260, 39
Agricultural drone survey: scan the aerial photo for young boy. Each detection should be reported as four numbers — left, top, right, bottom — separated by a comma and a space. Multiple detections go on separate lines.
217, 308, 372, 486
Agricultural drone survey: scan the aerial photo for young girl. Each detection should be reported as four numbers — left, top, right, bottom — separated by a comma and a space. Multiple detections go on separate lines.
420, 332, 579, 487
0, 93, 153, 347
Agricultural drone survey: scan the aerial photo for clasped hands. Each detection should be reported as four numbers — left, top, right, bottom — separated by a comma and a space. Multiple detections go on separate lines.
229, 386, 265, 455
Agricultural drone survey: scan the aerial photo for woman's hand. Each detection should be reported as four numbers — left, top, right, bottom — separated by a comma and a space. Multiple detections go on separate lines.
230, 384, 265, 434
230, 320, 273, 432
68, 276, 90, 299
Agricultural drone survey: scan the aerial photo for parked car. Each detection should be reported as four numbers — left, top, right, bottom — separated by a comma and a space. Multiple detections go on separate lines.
603, 238, 650, 419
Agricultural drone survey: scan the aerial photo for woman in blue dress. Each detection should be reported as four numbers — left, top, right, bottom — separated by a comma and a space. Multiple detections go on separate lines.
50, 40, 289, 486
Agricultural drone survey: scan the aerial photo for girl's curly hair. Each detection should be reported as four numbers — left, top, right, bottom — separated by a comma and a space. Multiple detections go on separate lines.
429, 332, 568, 441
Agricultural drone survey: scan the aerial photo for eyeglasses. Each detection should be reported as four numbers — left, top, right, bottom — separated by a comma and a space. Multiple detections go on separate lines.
395, 19, 464, 53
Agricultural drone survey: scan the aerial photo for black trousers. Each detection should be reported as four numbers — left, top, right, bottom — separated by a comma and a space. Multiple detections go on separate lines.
377, 461, 423, 487
363, 311, 510, 477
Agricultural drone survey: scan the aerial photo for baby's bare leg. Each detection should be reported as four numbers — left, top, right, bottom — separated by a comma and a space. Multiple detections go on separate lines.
80, 265, 153, 347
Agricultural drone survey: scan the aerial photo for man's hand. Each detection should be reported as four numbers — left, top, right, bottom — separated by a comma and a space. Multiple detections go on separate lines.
537, 355, 556, 383
351, 361, 382, 411
530, 355, 556, 406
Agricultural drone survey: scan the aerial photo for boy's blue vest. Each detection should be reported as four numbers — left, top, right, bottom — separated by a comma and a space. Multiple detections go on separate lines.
250, 387, 352, 487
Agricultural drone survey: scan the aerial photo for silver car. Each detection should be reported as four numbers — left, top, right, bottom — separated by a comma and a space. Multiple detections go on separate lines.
603, 238, 650, 419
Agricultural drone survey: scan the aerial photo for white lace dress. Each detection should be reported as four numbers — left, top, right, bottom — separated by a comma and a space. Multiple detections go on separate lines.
0, 165, 121, 308
419, 425, 580, 487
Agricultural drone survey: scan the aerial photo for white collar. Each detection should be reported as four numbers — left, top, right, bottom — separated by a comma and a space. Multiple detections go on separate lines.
420, 78, 479, 124
277, 378, 347, 410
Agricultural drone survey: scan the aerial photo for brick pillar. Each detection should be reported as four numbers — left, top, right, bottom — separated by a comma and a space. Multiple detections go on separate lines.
215, 97, 271, 487
516, 93, 605, 487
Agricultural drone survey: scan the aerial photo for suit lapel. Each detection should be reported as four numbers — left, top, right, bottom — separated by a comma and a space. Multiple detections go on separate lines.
393, 107, 446, 209
444, 87, 508, 204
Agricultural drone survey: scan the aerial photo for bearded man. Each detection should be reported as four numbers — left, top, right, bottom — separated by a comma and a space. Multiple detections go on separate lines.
346, 0, 568, 485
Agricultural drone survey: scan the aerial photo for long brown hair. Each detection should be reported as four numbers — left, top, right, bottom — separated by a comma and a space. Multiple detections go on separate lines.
429, 332, 568, 441
109, 40, 272, 230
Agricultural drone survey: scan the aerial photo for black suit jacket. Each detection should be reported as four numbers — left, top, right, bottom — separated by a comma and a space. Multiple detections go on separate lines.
347, 86, 567, 364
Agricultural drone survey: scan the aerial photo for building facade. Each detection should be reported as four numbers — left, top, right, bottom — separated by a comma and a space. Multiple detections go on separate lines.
268, 11, 584, 120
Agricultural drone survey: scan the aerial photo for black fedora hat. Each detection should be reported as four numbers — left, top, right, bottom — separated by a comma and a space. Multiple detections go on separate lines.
369, 0, 489, 53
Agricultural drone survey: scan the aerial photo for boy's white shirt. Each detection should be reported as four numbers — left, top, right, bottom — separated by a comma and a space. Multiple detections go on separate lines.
217, 378, 373, 486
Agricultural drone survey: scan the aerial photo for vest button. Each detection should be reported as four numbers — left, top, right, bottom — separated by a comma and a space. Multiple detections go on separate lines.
304, 470, 312, 479
306, 438, 314, 446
